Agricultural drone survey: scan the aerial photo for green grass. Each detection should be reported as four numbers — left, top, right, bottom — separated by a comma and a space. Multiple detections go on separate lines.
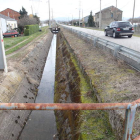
133, 34, 140, 37
4, 36, 29, 50
5, 26, 48, 55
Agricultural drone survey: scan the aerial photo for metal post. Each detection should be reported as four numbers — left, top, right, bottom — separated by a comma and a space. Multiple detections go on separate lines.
123, 104, 137, 140
0, 18, 8, 73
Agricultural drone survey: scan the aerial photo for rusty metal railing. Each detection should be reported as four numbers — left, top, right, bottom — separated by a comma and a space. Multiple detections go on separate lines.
1, 99, 140, 140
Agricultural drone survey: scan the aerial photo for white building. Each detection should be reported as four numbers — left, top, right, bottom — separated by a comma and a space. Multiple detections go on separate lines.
0, 18, 7, 33
0, 14, 17, 33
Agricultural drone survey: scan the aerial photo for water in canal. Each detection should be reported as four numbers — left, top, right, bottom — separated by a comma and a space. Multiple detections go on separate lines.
19, 34, 57, 140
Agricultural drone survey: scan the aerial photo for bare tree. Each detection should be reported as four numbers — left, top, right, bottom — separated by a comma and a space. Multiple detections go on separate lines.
18, 15, 38, 27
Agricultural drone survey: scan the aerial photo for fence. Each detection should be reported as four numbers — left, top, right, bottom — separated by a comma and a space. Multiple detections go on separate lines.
0, 101, 140, 140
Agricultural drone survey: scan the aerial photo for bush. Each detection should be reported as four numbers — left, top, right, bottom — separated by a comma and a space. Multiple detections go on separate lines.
24, 29, 30, 36
24, 24, 39, 36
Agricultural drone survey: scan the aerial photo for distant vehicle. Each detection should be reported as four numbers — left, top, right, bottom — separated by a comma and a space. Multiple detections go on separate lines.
39, 26, 42, 31
3, 30, 19, 37
104, 21, 134, 38
68, 24, 71, 26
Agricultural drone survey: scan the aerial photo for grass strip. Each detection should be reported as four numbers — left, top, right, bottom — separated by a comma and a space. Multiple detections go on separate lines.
4, 36, 29, 50
6, 27, 48, 55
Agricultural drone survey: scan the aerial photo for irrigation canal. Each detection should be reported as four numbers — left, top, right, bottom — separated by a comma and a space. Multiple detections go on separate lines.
19, 34, 57, 140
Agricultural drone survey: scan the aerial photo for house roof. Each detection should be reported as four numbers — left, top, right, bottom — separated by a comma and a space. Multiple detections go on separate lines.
0, 8, 19, 14
95, 5, 123, 14
0, 13, 16, 21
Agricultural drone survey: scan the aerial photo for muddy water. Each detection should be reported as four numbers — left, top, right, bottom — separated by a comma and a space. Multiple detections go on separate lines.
19, 35, 57, 140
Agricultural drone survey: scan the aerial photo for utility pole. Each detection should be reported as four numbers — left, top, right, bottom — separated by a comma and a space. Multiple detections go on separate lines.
51, 9, 53, 26
132, 0, 136, 25
48, 0, 51, 27
0, 18, 7, 73
79, 0, 81, 27
116, 0, 117, 8
82, 9, 83, 27
31, 6, 33, 15
99, 0, 102, 29
72, 15, 73, 26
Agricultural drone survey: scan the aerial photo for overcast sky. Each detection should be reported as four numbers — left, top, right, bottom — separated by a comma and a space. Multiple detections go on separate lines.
0, 0, 140, 21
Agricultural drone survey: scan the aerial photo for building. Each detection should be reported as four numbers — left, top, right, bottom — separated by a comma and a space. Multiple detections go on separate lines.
82, 15, 95, 27
95, 6, 123, 29
0, 18, 7, 33
83, 16, 89, 24
29, 14, 34, 18
0, 14, 18, 33
0, 8, 20, 20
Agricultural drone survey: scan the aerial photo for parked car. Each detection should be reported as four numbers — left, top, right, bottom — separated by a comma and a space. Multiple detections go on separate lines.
39, 26, 42, 32
104, 21, 134, 38
3, 30, 19, 37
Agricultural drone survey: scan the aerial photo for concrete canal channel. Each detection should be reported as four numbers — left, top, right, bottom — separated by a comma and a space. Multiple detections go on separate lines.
19, 31, 116, 140
19, 35, 57, 140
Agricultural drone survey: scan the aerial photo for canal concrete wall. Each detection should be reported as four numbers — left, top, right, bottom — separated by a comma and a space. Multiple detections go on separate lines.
0, 31, 53, 139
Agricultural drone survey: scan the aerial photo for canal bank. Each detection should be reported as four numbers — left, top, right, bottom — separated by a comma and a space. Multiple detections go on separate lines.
59, 28, 140, 139
54, 32, 115, 140
0, 30, 53, 140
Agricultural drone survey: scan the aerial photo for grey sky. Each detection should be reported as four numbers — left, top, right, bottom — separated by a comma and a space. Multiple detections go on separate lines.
0, 0, 140, 21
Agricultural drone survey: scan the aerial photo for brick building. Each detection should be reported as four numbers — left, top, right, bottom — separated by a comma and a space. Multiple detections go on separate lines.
0, 8, 20, 20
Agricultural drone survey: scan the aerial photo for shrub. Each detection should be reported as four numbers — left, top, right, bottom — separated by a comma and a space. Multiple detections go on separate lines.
24, 24, 39, 36
24, 29, 30, 36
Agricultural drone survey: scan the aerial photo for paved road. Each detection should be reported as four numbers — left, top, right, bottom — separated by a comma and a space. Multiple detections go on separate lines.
62, 25, 140, 52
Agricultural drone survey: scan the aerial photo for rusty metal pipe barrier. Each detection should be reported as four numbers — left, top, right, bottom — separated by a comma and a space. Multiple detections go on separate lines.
0, 101, 140, 140
134, 135, 140, 140
0, 103, 132, 110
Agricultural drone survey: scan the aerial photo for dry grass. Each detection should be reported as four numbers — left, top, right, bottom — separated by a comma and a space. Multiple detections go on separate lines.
62, 28, 140, 138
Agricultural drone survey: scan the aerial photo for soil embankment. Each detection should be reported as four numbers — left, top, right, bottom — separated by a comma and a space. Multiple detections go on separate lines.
0, 30, 53, 140
54, 32, 115, 140
55, 29, 140, 140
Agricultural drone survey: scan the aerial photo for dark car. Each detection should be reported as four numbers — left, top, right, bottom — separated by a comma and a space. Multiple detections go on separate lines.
3, 30, 19, 37
104, 21, 134, 38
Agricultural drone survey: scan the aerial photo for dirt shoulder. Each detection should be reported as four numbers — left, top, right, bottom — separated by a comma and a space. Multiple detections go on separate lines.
0, 30, 53, 140
62, 28, 140, 139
